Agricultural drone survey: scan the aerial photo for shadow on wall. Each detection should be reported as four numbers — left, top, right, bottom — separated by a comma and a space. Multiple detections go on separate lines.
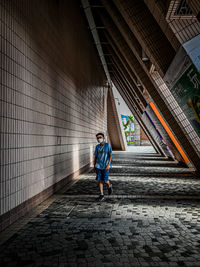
0, 0, 106, 207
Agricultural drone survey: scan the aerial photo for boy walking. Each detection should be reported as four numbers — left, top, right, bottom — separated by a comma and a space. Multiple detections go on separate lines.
94, 133, 113, 201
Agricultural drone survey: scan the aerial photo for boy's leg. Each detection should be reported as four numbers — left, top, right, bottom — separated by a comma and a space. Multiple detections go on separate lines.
103, 169, 113, 195
96, 169, 104, 200
103, 169, 111, 186
99, 180, 104, 195
105, 181, 113, 195
104, 181, 111, 187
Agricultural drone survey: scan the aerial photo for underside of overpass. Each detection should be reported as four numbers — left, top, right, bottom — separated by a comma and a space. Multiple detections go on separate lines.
0, 0, 200, 265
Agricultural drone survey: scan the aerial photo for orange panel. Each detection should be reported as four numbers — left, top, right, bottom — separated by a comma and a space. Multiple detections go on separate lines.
149, 102, 189, 164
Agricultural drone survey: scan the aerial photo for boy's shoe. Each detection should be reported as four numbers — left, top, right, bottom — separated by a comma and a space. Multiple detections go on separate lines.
99, 194, 104, 201
108, 184, 113, 195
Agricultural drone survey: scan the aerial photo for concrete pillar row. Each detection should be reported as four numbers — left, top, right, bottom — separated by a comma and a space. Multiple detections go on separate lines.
98, 2, 152, 82
99, 11, 200, 171
99, 2, 171, 97
108, 0, 176, 77
99, 8, 200, 165
105, 34, 148, 108
112, 74, 159, 153
111, 70, 166, 156
110, 56, 146, 112
111, 74, 165, 156
105, 33, 152, 104
112, 65, 180, 160
144, 0, 181, 52
111, 66, 143, 115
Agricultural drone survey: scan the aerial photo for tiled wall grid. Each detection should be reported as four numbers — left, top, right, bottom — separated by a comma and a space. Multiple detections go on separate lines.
166, 2, 200, 45
0, 0, 107, 215
145, 0, 200, 49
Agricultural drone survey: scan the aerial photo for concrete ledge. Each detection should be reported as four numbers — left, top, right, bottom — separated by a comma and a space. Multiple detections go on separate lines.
0, 163, 91, 232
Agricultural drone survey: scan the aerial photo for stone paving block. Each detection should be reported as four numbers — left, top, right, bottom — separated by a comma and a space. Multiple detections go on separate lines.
1, 152, 200, 266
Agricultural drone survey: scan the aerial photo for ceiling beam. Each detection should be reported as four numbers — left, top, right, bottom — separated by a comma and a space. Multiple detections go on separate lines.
81, 0, 111, 84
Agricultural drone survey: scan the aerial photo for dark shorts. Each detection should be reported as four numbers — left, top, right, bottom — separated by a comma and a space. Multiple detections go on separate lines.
96, 168, 109, 182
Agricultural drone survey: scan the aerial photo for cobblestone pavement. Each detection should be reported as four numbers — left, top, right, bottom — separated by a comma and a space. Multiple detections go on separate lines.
1, 150, 200, 267
64, 152, 198, 197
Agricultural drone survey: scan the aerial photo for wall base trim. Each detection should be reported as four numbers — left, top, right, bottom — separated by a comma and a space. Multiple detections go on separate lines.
0, 163, 91, 232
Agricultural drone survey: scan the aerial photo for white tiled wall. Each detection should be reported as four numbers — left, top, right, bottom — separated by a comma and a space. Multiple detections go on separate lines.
0, 0, 107, 215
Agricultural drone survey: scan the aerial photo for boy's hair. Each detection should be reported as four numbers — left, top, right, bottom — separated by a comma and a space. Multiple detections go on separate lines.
96, 132, 104, 138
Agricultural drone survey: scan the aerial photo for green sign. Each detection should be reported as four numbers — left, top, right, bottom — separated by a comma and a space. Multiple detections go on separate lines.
171, 63, 200, 137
